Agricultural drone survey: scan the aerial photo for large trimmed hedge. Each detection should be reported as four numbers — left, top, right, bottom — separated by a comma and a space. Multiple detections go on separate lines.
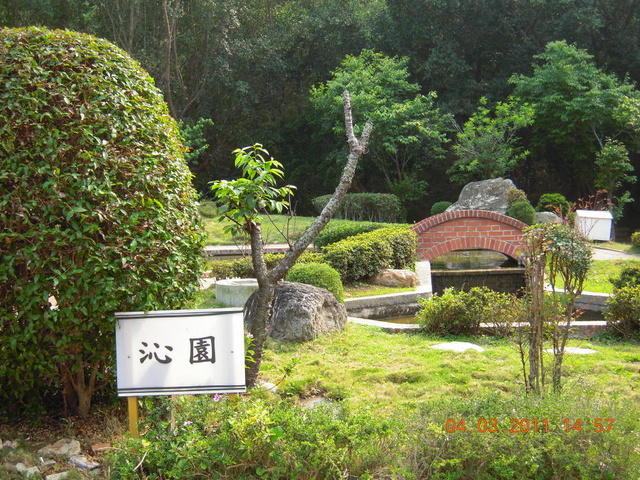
323, 226, 417, 282
0, 28, 205, 416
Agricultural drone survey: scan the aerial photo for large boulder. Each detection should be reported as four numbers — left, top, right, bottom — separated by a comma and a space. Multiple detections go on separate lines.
446, 178, 517, 214
245, 282, 347, 342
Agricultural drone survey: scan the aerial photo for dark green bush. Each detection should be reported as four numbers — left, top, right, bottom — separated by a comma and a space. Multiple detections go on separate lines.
506, 188, 528, 206
605, 285, 640, 338
418, 287, 485, 335
430, 201, 452, 216
312, 193, 404, 222
631, 231, 640, 248
536, 192, 571, 216
506, 200, 537, 225
285, 262, 344, 301
323, 226, 417, 283
0, 28, 204, 416
314, 222, 391, 250
418, 287, 523, 336
609, 264, 640, 289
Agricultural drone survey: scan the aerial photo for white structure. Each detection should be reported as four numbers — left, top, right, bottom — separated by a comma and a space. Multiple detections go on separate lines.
575, 210, 613, 241
115, 308, 246, 396
216, 278, 259, 307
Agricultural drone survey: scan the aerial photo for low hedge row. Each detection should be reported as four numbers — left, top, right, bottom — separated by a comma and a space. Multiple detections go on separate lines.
208, 252, 325, 279
314, 222, 395, 250
312, 193, 404, 223
323, 226, 417, 283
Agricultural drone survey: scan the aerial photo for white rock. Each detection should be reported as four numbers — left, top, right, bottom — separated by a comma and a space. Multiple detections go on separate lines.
431, 341, 485, 352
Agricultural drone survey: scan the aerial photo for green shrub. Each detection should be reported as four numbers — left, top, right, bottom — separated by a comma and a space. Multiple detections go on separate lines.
418, 287, 491, 335
286, 262, 344, 301
407, 391, 640, 479
536, 192, 571, 216
609, 264, 640, 289
430, 201, 452, 216
506, 200, 537, 225
418, 287, 524, 337
323, 226, 417, 283
506, 188, 528, 206
605, 285, 640, 338
312, 193, 404, 222
0, 28, 205, 416
631, 231, 640, 248
314, 222, 390, 250
108, 394, 398, 479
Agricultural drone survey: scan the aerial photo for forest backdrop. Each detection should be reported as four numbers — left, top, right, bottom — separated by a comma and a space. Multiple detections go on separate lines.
3, 0, 640, 230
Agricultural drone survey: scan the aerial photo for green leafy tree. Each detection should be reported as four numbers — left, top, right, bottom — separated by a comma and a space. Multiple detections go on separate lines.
0, 28, 205, 416
211, 93, 371, 388
310, 49, 450, 204
448, 97, 534, 184
510, 41, 640, 198
594, 138, 637, 221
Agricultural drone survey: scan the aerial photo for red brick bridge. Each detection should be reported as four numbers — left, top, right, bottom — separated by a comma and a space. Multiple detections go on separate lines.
411, 210, 528, 262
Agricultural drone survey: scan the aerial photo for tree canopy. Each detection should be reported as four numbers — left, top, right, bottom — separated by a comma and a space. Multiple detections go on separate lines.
3, 1, 640, 225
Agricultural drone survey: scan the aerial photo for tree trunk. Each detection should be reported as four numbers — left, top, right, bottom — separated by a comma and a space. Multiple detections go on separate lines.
244, 92, 372, 388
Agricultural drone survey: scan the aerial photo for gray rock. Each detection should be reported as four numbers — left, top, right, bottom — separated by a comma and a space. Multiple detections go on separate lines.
15, 463, 40, 478
370, 269, 419, 288
535, 211, 563, 224
245, 281, 347, 342
446, 178, 517, 214
45, 473, 70, 480
37, 439, 81, 457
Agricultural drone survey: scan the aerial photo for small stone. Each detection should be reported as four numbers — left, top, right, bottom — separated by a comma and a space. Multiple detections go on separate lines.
37, 439, 81, 457
45, 473, 70, 480
3, 439, 18, 449
90, 443, 112, 455
69, 455, 100, 470
431, 341, 485, 352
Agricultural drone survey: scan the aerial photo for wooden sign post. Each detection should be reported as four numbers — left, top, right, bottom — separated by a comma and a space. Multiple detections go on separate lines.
115, 308, 247, 437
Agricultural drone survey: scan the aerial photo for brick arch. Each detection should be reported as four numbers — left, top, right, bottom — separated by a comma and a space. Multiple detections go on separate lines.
411, 210, 527, 262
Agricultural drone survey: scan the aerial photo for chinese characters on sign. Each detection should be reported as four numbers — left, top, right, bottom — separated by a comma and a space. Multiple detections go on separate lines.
115, 309, 245, 397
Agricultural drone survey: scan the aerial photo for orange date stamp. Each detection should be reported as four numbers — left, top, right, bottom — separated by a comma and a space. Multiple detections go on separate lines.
445, 418, 615, 434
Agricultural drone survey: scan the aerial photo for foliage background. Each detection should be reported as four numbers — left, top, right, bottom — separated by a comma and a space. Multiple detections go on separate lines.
3, 0, 640, 228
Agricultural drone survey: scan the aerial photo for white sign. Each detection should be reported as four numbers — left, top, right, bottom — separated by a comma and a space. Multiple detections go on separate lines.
115, 308, 246, 396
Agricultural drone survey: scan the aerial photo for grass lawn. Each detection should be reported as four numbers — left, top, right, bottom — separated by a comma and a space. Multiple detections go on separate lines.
259, 322, 640, 415
202, 214, 363, 245
572, 258, 640, 294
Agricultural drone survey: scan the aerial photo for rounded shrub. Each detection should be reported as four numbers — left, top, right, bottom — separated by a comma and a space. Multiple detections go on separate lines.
0, 28, 205, 416
506, 200, 537, 225
323, 226, 417, 283
285, 262, 344, 302
418, 287, 518, 336
536, 193, 571, 217
430, 201, 452, 216
605, 285, 640, 338
609, 264, 640, 289
506, 188, 528, 206
631, 231, 640, 248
